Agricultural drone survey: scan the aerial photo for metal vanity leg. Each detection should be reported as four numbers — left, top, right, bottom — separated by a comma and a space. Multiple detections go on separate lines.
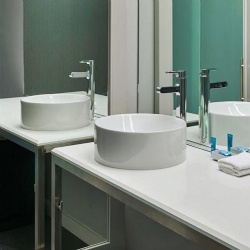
35, 147, 46, 249
96, 196, 126, 250
51, 159, 62, 250
107, 196, 126, 250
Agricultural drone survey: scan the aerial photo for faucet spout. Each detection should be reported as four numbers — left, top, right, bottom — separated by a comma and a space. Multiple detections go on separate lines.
80, 60, 95, 119
156, 70, 187, 121
199, 68, 228, 143
69, 60, 95, 119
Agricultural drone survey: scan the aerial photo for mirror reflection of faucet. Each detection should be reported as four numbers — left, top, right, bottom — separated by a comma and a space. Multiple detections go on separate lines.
156, 70, 187, 122
199, 68, 228, 143
69, 71, 89, 78
69, 60, 95, 119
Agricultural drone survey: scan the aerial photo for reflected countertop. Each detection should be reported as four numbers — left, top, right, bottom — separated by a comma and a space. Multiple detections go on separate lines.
0, 94, 101, 147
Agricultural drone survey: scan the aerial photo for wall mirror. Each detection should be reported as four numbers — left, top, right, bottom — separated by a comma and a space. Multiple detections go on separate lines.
138, 0, 247, 148
0, 0, 109, 117
24, 0, 109, 117
24, 1, 110, 247
1, 0, 110, 248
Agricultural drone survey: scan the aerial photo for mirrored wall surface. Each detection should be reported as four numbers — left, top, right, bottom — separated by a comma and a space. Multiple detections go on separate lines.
0, 0, 24, 98
173, 0, 243, 114
24, 0, 109, 97
138, 0, 246, 148
1, 0, 109, 116
175, 0, 243, 146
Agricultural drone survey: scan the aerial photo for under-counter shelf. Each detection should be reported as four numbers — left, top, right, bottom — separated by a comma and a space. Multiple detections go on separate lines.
51, 142, 250, 250
0, 96, 95, 249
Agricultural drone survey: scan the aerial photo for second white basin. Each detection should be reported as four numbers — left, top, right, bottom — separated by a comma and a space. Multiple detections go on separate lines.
21, 93, 91, 131
209, 101, 250, 146
94, 114, 186, 170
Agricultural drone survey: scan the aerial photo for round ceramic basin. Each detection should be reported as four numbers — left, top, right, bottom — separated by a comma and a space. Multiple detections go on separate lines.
94, 114, 186, 170
209, 101, 250, 146
21, 93, 91, 131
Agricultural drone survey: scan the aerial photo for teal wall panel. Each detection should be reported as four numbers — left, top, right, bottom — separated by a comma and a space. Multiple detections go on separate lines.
201, 0, 243, 102
173, 0, 201, 114
173, 0, 243, 113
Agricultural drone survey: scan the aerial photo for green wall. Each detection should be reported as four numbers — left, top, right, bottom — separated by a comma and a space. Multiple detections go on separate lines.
173, 0, 243, 114
24, 0, 109, 96
173, 0, 201, 114
201, 0, 243, 102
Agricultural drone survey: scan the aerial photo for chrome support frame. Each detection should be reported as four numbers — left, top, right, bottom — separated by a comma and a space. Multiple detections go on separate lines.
51, 164, 62, 250
35, 147, 46, 249
240, 58, 244, 101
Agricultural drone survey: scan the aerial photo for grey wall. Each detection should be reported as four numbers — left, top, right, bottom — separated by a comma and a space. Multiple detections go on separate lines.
0, 0, 24, 98
61, 170, 108, 244
125, 206, 203, 250
0, 140, 34, 231
138, 0, 154, 113
45, 153, 108, 245
24, 0, 109, 96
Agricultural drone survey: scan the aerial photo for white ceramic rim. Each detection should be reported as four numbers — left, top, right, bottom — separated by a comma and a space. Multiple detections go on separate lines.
21, 93, 90, 104
209, 101, 250, 117
95, 113, 186, 134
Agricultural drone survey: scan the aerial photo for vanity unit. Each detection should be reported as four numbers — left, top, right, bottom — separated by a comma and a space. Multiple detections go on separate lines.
51, 142, 250, 250
0, 97, 95, 249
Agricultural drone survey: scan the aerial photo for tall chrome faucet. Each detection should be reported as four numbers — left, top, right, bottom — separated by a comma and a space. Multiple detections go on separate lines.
199, 68, 228, 143
69, 60, 95, 119
156, 70, 187, 121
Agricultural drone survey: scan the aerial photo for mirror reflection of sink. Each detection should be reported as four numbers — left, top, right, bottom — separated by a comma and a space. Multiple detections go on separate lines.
209, 101, 250, 146
21, 93, 91, 131
94, 114, 186, 170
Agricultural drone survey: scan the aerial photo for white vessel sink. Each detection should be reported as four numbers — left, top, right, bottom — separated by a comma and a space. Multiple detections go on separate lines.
21, 93, 91, 131
94, 114, 186, 170
209, 101, 250, 146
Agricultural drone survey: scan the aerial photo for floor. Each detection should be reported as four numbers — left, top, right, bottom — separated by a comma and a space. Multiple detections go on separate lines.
0, 220, 87, 250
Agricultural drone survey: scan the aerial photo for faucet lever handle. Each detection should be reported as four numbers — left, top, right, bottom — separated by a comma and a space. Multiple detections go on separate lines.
200, 68, 217, 76
166, 70, 186, 78
166, 71, 179, 73
210, 81, 228, 89
80, 60, 94, 66
69, 71, 89, 79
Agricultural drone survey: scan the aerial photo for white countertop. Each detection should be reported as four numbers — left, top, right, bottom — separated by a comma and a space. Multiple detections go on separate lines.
52, 143, 250, 250
0, 96, 94, 146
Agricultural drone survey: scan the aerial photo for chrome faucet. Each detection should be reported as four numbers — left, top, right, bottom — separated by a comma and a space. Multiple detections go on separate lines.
199, 68, 228, 143
156, 70, 187, 121
69, 60, 95, 119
